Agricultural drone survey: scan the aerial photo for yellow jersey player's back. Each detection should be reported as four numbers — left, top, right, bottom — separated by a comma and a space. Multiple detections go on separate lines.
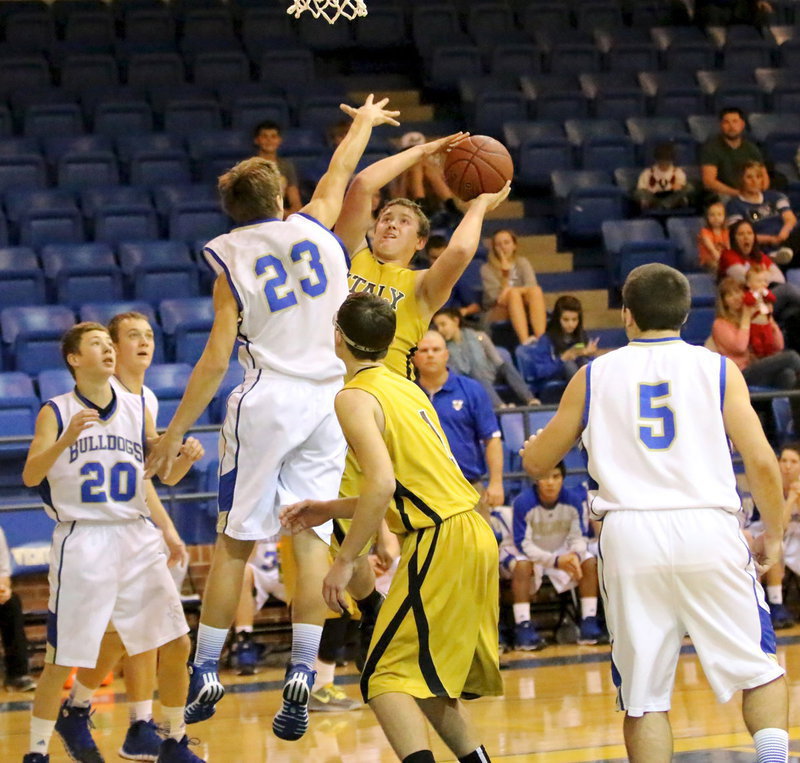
344, 364, 479, 533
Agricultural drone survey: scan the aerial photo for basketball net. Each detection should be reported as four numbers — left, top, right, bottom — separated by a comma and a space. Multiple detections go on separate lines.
287, 0, 368, 24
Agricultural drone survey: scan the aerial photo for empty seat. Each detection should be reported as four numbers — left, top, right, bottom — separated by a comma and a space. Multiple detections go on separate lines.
126, 53, 185, 88
38, 368, 74, 401
230, 96, 290, 132
593, 88, 648, 119
581, 136, 637, 171
79, 185, 151, 218
42, 134, 112, 165
517, 136, 574, 187
551, 169, 611, 200
5, 14, 56, 54
115, 132, 183, 165
159, 296, 213, 364
163, 100, 222, 135
168, 202, 228, 243
147, 363, 209, 427
772, 83, 800, 113
118, 240, 199, 304
666, 215, 705, 272
565, 186, 626, 241
93, 101, 154, 135
57, 151, 120, 189
412, 5, 462, 51
19, 209, 84, 248
192, 51, 250, 87
687, 114, 719, 143
466, 4, 520, 48
1, 305, 75, 374
64, 10, 115, 47
564, 118, 626, 146
489, 44, 541, 76
0, 371, 39, 447
534, 90, 591, 121
681, 306, 715, 344
60, 54, 118, 90
40, 242, 121, 306
686, 271, 717, 307
504, 121, 564, 152
94, 205, 159, 244
722, 40, 775, 70
0, 57, 51, 94
23, 103, 84, 138
80, 300, 157, 325
548, 43, 602, 74
602, 218, 666, 256
575, 2, 624, 31
617, 240, 677, 286
606, 42, 660, 72
259, 49, 314, 88
130, 150, 192, 186
4, 188, 77, 225
471, 91, 527, 139
0, 247, 45, 307
663, 41, 717, 70
124, 8, 176, 46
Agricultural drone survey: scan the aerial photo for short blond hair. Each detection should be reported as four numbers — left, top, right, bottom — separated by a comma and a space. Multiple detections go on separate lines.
218, 157, 282, 224
62, 322, 109, 379
107, 311, 150, 343
378, 198, 430, 239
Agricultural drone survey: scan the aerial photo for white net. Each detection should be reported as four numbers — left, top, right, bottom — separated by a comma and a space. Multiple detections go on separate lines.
287, 0, 368, 24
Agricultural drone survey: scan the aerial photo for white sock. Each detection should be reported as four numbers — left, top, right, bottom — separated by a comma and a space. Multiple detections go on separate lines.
291, 623, 323, 669
513, 602, 531, 624
162, 705, 186, 742
129, 700, 153, 723
767, 585, 783, 605
193, 623, 229, 666
753, 727, 789, 762
313, 659, 336, 690
69, 679, 94, 708
29, 716, 56, 754
581, 597, 598, 619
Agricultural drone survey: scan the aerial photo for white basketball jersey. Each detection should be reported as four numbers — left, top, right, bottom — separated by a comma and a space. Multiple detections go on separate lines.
205, 213, 349, 381
41, 389, 149, 522
582, 338, 741, 515
110, 376, 159, 423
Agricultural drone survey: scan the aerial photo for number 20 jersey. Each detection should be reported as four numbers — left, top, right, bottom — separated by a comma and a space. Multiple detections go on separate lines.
204, 213, 350, 382
40, 389, 149, 522
582, 338, 741, 515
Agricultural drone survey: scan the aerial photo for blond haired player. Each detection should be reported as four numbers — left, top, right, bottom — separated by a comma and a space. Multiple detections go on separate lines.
22, 323, 202, 763
282, 293, 502, 763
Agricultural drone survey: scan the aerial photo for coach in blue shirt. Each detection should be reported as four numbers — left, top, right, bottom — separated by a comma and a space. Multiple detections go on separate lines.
414, 330, 503, 519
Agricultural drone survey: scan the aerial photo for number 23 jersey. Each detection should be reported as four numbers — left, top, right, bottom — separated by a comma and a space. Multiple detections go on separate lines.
582, 338, 741, 515
205, 213, 350, 382
40, 389, 149, 522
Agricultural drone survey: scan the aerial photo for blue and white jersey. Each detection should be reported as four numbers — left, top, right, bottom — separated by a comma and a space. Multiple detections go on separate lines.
41, 389, 149, 523
204, 213, 349, 382
110, 376, 158, 424
582, 338, 741, 515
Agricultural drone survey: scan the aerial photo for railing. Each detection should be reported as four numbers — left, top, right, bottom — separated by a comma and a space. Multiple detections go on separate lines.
0, 388, 798, 513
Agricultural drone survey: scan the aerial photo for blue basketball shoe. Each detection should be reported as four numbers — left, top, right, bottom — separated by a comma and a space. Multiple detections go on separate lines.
119, 719, 162, 761
22, 754, 49, 762
54, 700, 105, 762
272, 663, 316, 741
184, 661, 224, 725
156, 736, 204, 762
514, 620, 546, 651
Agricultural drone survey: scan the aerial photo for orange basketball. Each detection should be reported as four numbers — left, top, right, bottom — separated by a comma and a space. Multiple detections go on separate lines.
443, 135, 514, 201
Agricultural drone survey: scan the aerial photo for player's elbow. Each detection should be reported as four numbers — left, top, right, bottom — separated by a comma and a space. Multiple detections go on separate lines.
522, 451, 551, 481
21, 467, 40, 488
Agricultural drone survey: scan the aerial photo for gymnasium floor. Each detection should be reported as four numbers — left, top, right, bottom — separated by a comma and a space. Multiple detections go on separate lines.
3, 631, 800, 762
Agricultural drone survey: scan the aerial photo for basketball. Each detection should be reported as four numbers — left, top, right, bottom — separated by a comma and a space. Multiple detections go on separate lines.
443, 135, 514, 201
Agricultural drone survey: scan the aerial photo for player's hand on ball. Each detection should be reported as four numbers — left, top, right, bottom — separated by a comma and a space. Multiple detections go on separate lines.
473, 180, 511, 211
323, 557, 355, 614
179, 436, 204, 463
63, 408, 100, 444
340, 93, 400, 127
279, 500, 330, 533
420, 132, 470, 157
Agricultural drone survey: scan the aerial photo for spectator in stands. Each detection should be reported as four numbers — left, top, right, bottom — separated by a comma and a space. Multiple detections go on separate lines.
414, 330, 504, 520
526, 295, 599, 387
700, 108, 767, 203
481, 229, 546, 346
252, 120, 302, 217
510, 463, 605, 650
0, 527, 35, 692
775, 443, 800, 627
433, 308, 539, 407
698, 201, 730, 272
710, 277, 800, 400
634, 142, 693, 212
726, 160, 797, 263
743, 265, 779, 359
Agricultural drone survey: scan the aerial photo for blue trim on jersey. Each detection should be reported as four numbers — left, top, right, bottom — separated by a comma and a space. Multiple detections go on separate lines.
218, 370, 261, 522
295, 212, 351, 269
45, 400, 63, 439
719, 355, 726, 413
205, 246, 243, 312
140, 395, 146, 455
38, 478, 57, 520
596, 528, 624, 708
583, 361, 592, 430
737, 532, 778, 655
74, 386, 117, 421
629, 336, 682, 344
50, 521, 77, 661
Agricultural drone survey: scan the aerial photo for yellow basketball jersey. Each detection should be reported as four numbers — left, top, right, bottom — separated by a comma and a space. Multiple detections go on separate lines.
343, 365, 480, 534
348, 247, 428, 379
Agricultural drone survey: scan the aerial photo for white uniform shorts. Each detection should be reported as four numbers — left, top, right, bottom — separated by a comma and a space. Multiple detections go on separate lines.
599, 508, 784, 717
47, 518, 189, 668
216, 371, 346, 543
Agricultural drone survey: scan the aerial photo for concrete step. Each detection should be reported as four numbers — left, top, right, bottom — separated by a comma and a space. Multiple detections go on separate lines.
584, 308, 624, 329
544, 288, 609, 314
485, 199, 524, 220
349, 89, 421, 107
397, 104, 434, 121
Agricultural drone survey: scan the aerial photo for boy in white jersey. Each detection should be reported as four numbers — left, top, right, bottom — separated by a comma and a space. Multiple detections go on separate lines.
521, 263, 789, 763
21, 323, 204, 763
57, 312, 204, 763
145, 95, 401, 741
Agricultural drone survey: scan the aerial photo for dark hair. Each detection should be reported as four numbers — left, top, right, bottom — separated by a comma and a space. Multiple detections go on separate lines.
107, 311, 151, 343
336, 293, 397, 361
433, 307, 463, 326
218, 157, 282, 223
719, 107, 745, 121
427, 234, 448, 251
537, 461, 566, 480
653, 142, 675, 163
252, 120, 282, 138
61, 322, 109, 379
728, 218, 760, 259
546, 295, 587, 354
622, 264, 690, 331
781, 442, 800, 458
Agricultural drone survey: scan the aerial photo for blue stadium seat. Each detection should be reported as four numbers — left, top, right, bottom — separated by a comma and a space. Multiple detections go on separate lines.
772, 83, 800, 113
163, 100, 223, 135
712, 85, 766, 114
230, 96, 290, 132
181, 8, 235, 44
19, 209, 84, 248
771, 396, 795, 445
593, 88, 648, 119
117, 238, 195, 276
79, 186, 152, 219
653, 85, 708, 116
123, 8, 176, 46
353, 7, 407, 49
185, 129, 250, 165
490, 44, 541, 76
130, 264, 200, 307
42, 134, 112, 166
548, 43, 602, 74
0, 371, 39, 454
426, 46, 483, 91
551, 169, 611, 200
130, 150, 192, 186
115, 132, 184, 166
159, 296, 213, 364
662, 41, 717, 70
466, 4, 524, 49
151, 183, 218, 219
93, 101, 154, 135
0, 247, 45, 308
412, 5, 463, 51
687, 114, 719, 144
57, 151, 120, 190
721, 40, 776, 70
4, 189, 77, 226
40, 242, 121, 307
94, 205, 159, 244
517, 136, 574, 187
79, 300, 157, 325
605, 42, 660, 72
581, 135, 637, 171
168, 202, 228, 243
519, 4, 570, 38
602, 217, 666, 256
617, 240, 677, 286
60, 54, 118, 90
681, 306, 715, 344
5, 14, 56, 54
64, 9, 115, 47
471, 91, 527, 139
625, 116, 688, 145
576, 2, 624, 31
565, 186, 626, 241
0, 56, 51, 94
564, 118, 626, 146
37, 368, 74, 401
126, 53, 186, 88
686, 271, 717, 307
1, 305, 74, 374
192, 51, 249, 87
146, 363, 208, 427
23, 103, 84, 138
748, 112, 787, 142
504, 121, 565, 154
666, 215, 705, 272
259, 49, 315, 88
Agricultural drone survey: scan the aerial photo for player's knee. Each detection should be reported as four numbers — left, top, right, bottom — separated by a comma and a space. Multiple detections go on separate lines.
513, 559, 533, 578
162, 633, 191, 663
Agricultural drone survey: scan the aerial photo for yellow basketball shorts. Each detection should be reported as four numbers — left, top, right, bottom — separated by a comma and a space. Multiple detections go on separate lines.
330, 517, 375, 558
360, 510, 503, 702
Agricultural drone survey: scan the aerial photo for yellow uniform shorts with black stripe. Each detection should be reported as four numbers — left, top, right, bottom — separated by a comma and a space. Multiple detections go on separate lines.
360, 510, 503, 702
